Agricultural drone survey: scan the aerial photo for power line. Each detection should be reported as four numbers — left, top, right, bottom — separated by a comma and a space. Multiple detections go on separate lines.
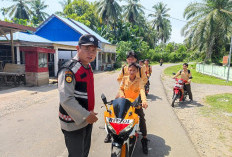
144, 8, 188, 23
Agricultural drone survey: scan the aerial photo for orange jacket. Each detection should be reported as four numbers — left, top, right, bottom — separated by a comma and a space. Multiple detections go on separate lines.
119, 76, 147, 103
117, 65, 147, 85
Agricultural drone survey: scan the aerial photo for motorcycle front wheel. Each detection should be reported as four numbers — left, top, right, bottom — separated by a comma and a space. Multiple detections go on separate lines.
111, 144, 128, 157
171, 94, 177, 107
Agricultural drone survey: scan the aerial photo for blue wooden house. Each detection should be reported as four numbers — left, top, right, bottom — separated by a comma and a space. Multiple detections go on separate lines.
35, 14, 116, 75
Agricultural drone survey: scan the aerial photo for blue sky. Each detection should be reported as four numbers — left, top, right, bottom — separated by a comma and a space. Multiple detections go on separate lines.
0, 0, 201, 43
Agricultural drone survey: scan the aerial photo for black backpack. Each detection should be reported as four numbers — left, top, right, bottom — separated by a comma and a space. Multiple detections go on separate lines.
180, 69, 190, 75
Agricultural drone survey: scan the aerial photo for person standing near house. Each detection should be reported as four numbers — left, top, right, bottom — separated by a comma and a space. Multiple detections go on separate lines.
58, 34, 99, 157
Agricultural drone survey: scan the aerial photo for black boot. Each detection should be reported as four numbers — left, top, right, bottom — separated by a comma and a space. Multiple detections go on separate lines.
141, 138, 148, 154
104, 134, 111, 143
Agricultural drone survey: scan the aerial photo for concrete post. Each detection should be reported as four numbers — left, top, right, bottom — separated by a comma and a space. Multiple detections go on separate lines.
227, 36, 232, 82
96, 51, 99, 70
16, 46, 20, 64
54, 47, 59, 76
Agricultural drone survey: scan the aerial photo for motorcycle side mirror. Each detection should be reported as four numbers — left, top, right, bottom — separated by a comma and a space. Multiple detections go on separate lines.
172, 72, 176, 75
101, 94, 107, 104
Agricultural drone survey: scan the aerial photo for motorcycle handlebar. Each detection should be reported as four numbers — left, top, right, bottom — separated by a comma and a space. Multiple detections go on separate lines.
174, 78, 188, 83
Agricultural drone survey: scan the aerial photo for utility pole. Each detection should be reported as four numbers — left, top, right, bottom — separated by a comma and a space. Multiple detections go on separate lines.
227, 36, 232, 82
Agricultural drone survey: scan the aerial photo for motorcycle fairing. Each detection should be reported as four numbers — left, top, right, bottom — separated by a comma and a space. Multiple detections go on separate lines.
112, 98, 131, 119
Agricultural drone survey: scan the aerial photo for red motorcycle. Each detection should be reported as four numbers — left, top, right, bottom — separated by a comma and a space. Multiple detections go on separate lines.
171, 76, 188, 107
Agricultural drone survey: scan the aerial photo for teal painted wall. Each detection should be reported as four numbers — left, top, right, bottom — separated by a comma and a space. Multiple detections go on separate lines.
196, 63, 232, 81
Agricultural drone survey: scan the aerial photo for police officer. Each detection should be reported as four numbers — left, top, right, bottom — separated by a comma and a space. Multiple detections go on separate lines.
58, 34, 99, 157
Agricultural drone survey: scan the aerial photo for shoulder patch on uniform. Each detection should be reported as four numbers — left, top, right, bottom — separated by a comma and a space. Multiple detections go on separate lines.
65, 71, 73, 83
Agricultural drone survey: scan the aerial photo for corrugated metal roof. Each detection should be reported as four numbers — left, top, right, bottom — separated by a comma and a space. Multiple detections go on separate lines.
54, 41, 78, 46
0, 32, 52, 43
68, 18, 110, 44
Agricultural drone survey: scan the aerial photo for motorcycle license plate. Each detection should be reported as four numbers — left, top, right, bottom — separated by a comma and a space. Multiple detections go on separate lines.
106, 117, 133, 124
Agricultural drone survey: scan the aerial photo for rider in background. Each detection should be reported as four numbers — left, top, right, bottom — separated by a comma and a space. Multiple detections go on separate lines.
173, 63, 193, 102
144, 59, 152, 78
160, 58, 164, 66
119, 63, 149, 154
139, 60, 146, 76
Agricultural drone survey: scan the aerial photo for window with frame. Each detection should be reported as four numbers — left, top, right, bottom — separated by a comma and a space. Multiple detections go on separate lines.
38, 53, 47, 68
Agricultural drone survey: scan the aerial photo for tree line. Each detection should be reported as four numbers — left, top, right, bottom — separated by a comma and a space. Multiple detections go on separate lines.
1, 0, 232, 64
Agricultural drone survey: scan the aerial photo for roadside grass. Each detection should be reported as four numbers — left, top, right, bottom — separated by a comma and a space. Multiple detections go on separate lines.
201, 93, 232, 154
151, 61, 159, 65
164, 64, 232, 86
205, 93, 232, 113
200, 93, 232, 124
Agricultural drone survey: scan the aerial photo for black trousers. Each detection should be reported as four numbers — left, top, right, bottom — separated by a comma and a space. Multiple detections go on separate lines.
135, 108, 147, 137
185, 84, 193, 100
62, 124, 93, 157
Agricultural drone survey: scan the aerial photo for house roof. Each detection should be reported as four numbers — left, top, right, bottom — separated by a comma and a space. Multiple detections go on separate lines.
54, 41, 78, 47
36, 14, 110, 44
0, 32, 52, 43
0, 20, 36, 34
68, 18, 110, 44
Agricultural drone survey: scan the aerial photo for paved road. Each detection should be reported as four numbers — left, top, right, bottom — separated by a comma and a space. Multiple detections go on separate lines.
0, 64, 199, 157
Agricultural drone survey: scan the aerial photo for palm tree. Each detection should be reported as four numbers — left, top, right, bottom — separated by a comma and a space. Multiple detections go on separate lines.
149, 2, 171, 43
2, 0, 31, 20
123, 0, 145, 25
160, 19, 172, 43
30, 0, 49, 22
182, 0, 232, 62
59, 0, 72, 9
55, 0, 72, 16
95, 0, 121, 27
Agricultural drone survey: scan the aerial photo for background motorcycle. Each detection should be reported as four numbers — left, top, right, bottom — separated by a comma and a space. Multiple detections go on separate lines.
171, 73, 188, 107
145, 80, 150, 96
101, 94, 141, 157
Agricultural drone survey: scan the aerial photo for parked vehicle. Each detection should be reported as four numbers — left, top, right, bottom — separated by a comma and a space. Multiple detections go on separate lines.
101, 94, 141, 157
171, 73, 188, 107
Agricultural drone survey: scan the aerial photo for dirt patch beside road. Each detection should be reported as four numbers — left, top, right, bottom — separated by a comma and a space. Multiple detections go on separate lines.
0, 84, 57, 117
161, 73, 232, 157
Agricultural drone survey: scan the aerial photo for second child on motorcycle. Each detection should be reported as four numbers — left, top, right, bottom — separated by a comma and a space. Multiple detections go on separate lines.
117, 51, 147, 86
173, 63, 193, 102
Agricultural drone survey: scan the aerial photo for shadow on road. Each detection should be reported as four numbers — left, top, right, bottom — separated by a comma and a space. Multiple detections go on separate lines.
133, 134, 171, 157
147, 94, 162, 101
175, 100, 204, 109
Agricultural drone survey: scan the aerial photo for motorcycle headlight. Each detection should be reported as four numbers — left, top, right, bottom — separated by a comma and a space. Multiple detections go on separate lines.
119, 121, 134, 135
106, 119, 116, 134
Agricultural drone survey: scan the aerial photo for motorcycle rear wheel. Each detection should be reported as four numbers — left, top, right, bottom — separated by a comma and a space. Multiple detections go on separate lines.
171, 94, 177, 107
